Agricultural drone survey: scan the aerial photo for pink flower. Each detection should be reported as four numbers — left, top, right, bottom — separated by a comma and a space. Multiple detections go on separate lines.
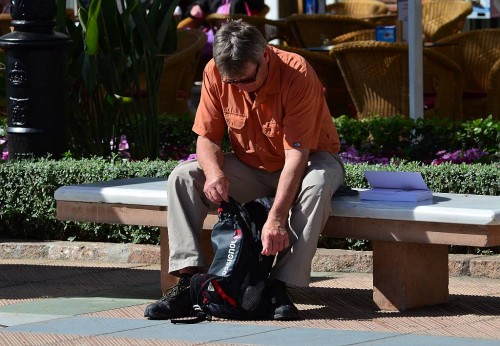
118, 135, 129, 151
179, 153, 197, 162
431, 148, 488, 165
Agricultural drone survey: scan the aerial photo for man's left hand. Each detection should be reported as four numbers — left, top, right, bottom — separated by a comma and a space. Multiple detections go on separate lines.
261, 219, 289, 256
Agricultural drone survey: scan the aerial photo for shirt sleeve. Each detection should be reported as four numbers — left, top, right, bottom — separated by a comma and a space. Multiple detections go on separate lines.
192, 65, 227, 142
281, 59, 329, 150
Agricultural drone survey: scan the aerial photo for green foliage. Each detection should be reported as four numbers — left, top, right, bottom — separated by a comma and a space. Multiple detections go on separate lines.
364, 115, 414, 157
0, 111, 5, 136
410, 117, 461, 162
158, 113, 232, 160
0, 157, 178, 243
343, 160, 500, 195
333, 115, 370, 149
0, 158, 498, 247
457, 115, 500, 154
159, 114, 197, 160
334, 115, 499, 162
56, 0, 180, 159
327, 161, 499, 252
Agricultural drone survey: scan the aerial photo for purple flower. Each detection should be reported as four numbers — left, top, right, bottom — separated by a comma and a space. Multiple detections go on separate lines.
432, 148, 488, 165
179, 153, 197, 162
118, 135, 129, 151
0, 136, 7, 160
339, 145, 390, 165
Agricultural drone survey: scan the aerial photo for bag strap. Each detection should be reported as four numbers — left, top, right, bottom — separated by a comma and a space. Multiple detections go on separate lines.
224, 196, 253, 235
223, 196, 268, 258
171, 305, 212, 324
244, 1, 252, 16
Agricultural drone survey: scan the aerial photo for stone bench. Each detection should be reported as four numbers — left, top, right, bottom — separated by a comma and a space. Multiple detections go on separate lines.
54, 177, 500, 311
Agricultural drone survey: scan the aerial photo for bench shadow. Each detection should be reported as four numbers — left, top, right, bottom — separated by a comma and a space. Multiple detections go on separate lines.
292, 277, 500, 321
1, 264, 498, 321
0, 264, 161, 301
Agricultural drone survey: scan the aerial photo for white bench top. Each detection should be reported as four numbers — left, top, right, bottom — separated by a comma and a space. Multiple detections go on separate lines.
54, 177, 500, 226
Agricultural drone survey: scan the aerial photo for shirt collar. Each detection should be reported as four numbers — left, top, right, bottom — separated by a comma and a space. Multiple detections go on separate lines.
250, 46, 281, 104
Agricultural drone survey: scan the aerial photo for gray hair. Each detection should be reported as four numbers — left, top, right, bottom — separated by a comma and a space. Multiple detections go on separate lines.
213, 19, 268, 77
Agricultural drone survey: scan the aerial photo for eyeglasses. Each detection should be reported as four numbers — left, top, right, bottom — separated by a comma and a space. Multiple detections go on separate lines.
222, 63, 260, 85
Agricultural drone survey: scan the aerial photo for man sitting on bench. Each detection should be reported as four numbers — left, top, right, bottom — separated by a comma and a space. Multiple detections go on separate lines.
144, 20, 345, 321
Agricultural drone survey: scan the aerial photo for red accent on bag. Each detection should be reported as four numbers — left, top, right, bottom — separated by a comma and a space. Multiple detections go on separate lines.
211, 280, 238, 307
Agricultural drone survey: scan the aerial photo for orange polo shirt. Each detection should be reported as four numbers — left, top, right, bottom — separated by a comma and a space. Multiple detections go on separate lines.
193, 45, 340, 173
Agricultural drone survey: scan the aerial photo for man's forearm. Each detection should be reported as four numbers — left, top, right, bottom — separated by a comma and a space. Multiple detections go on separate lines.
269, 148, 310, 223
196, 135, 230, 203
196, 135, 224, 178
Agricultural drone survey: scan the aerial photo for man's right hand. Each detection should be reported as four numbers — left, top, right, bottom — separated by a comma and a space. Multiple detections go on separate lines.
203, 174, 229, 204
196, 135, 227, 204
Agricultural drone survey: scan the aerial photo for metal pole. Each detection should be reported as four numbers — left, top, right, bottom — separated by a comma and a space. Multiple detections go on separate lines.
0, 0, 71, 160
408, 0, 424, 120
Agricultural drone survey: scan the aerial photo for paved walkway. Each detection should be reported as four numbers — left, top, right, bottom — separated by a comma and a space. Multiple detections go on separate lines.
0, 244, 499, 345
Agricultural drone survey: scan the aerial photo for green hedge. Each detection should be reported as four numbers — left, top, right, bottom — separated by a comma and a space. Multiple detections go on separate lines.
0, 158, 498, 246
0, 157, 178, 243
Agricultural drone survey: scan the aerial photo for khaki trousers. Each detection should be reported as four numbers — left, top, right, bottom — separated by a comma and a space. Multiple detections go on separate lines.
167, 151, 345, 287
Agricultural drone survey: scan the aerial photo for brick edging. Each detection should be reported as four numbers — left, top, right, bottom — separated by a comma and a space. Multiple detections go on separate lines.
312, 248, 500, 279
1, 240, 499, 279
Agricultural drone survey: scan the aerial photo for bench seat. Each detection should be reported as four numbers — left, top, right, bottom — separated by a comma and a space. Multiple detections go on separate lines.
55, 177, 500, 311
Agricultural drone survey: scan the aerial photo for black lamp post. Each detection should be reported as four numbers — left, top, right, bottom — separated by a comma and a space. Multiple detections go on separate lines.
0, 0, 70, 160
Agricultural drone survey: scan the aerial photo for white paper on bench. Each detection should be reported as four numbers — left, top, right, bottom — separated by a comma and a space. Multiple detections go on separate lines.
54, 178, 500, 225
333, 194, 499, 225
359, 171, 433, 202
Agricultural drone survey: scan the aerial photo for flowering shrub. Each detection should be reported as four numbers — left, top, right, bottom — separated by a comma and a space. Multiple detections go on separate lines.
151, 115, 498, 165
2, 114, 498, 165
110, 135, 131, 160
0, 115, 6, 160
1, 158, 497, 246
180, 153, 197, 162
339, 145, 390, 165
0, 135, 6, 159
432, 148, 489, 165
334, 115, 499, 165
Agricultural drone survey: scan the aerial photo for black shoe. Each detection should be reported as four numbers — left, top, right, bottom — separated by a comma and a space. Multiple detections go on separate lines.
144, 274, 193, 320
270, 280, 301, 321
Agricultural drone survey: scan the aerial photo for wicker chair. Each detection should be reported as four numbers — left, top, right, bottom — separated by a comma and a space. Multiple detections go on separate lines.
177, 3, 270, 29
327, 1, 396, 26
434, 28, 500, 120
274, 45, 353, 117
205, 14, 291, 44
421, 0, 472, 42
487, 59, 500, 120
327, 0, 389, 17
329, 41, 464, 120
330, 28, 376, 44
286, 14, 376, 48
156, 29, 207, 116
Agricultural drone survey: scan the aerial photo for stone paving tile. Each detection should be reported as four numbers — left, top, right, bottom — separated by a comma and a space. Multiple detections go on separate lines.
82, 271, 500, 340
1, 256, 499, 344
0, 332, 198, 346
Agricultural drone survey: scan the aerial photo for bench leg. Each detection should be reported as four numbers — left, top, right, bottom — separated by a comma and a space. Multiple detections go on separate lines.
160, 227, 214, 293
372, 241, 449, 311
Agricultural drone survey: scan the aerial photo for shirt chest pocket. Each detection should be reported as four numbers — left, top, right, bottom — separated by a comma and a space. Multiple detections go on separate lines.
224, 112, 246, 130
262, 121, 281, 137
224, 112, 248, 150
